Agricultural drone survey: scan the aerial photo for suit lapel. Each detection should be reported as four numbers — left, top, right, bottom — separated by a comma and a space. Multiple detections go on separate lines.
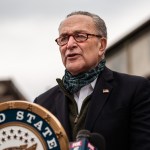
85, 67, 114, 130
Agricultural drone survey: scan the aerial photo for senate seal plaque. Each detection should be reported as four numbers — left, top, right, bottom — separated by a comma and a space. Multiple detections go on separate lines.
0, 101, 69, 150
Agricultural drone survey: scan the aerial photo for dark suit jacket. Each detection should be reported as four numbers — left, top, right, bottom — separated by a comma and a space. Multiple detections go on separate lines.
34, 67, 150, 150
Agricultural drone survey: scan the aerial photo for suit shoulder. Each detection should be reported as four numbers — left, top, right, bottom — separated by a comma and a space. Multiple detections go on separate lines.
34, 85, 61, 104
112, 70, 149, 83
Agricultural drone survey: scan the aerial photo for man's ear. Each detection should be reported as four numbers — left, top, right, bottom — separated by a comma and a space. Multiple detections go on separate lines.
98, 38, 107, 56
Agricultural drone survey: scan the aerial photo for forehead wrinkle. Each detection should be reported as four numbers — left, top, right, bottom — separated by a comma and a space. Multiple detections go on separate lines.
59, 15, 96, 35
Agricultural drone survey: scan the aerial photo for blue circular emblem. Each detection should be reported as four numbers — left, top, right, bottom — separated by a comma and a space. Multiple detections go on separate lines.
0, 101, 69, 150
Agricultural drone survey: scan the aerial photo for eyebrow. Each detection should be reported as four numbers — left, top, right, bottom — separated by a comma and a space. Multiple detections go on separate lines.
59, 30, 89, 37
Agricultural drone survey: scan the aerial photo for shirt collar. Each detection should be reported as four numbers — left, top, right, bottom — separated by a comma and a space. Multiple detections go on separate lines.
90, 78, 97, 90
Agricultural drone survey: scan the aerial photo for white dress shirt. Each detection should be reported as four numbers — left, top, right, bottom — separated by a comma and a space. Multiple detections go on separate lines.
74, 78, 97, 113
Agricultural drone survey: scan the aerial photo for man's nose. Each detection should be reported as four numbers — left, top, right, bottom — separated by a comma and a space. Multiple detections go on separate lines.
66, 35, 77, 48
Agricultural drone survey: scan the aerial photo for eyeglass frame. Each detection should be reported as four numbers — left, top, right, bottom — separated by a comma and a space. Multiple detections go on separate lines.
55, 32, 102, 46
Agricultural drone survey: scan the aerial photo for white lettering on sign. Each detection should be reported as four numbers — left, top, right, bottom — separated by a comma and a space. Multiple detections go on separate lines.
34, 121, 43, 130
0, 113, 6, 123
27, 113, 36, 123
42, 126, 52, 137
16, 111, 24, 120
47, 138, 58, 149
15, 111, 54, 139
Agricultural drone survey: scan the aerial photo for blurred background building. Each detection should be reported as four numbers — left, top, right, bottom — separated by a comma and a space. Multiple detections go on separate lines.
0, 80, 27, 102
106, 19, 150, 79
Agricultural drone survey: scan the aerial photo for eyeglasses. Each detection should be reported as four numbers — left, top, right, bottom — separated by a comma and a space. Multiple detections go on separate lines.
55, 33, 102, 46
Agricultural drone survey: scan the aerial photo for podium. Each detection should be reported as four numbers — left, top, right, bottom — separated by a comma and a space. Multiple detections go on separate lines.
0, 101, 69, 150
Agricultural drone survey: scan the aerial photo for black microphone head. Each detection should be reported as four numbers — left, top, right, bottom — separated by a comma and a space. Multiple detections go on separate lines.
76, 129, 91, 141
89, 132, 105, 150
76, 130, 105, 150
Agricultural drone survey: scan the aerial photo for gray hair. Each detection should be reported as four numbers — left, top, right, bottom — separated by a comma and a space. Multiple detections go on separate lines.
66, 11, 107, 38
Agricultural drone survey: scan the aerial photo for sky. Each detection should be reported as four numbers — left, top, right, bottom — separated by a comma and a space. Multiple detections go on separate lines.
0, 0, 150, 101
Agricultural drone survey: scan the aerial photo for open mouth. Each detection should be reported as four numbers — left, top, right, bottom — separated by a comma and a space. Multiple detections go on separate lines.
66, 53, 80, 59
68, 53, 77, 57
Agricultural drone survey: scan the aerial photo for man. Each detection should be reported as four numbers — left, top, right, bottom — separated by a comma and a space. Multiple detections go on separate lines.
34, 11, 150, 150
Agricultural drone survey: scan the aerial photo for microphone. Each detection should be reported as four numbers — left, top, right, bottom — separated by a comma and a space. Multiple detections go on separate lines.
89, 132, 105, 150
69, 130, 105, 150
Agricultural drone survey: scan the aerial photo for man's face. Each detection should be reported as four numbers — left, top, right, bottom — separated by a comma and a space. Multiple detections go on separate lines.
58, 15, 106, 75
